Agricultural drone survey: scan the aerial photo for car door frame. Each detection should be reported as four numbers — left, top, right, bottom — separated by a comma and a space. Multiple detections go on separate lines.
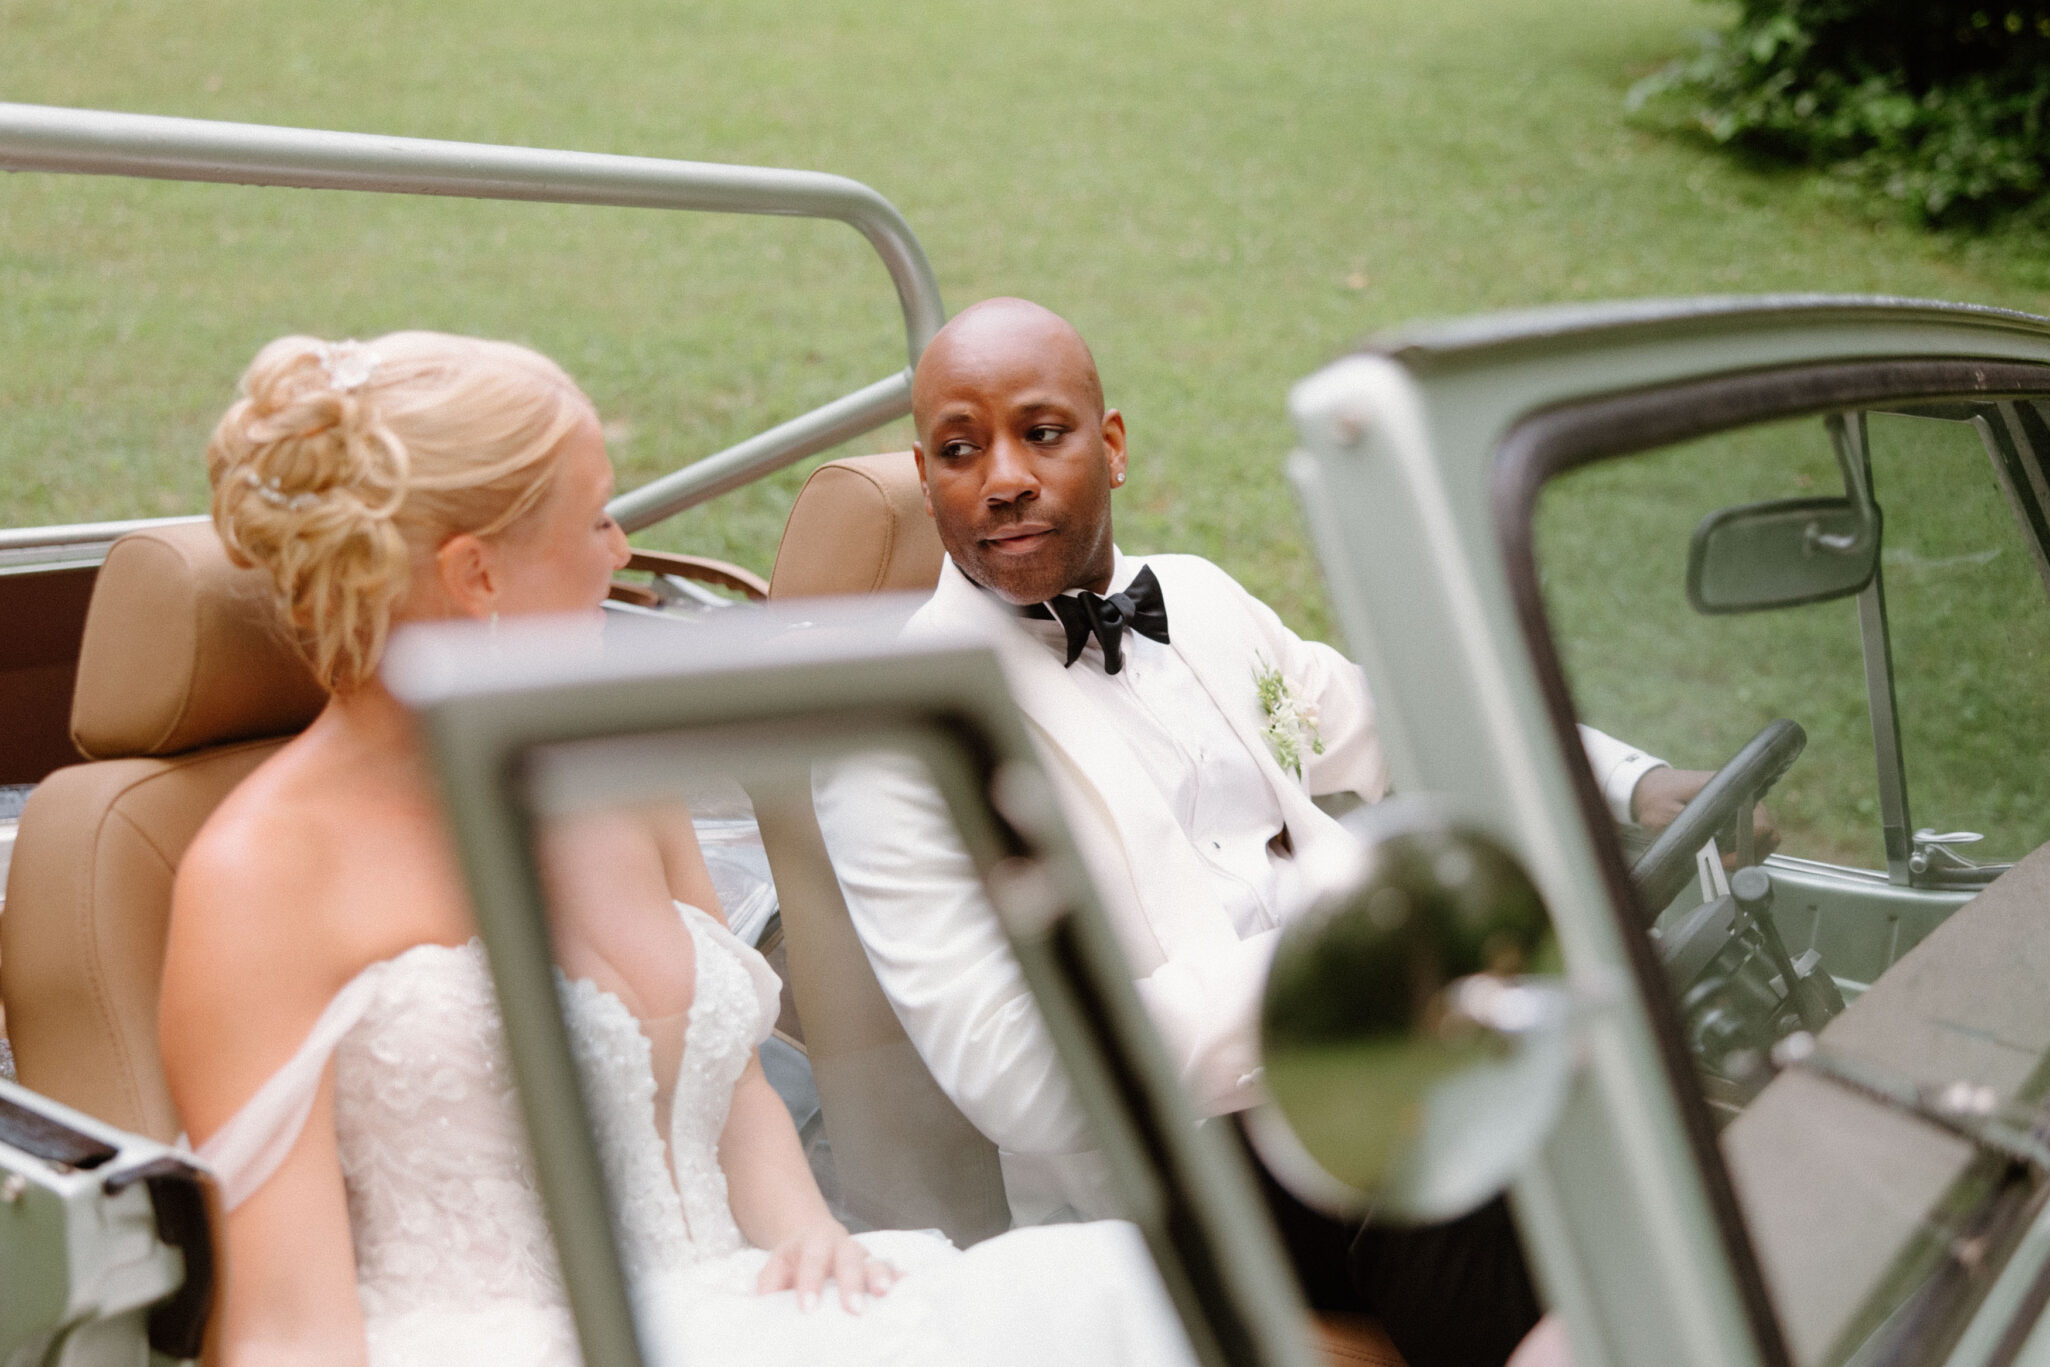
387, 609, 1325, 1367
1286, 297, 2050, 1367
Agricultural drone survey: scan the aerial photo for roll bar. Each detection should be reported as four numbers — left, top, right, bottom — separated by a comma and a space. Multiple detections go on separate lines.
0, 102, 946, 535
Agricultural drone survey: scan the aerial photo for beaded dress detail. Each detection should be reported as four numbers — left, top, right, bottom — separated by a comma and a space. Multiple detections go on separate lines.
335, 940, 566, 1320
200, 904, 1195, 1367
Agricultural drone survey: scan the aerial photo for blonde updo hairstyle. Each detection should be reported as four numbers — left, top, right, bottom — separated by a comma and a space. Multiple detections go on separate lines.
207, 331, 594, 692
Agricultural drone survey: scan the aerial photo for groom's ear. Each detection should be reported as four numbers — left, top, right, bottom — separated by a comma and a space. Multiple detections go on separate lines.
435, 532, 499, 619
1101, 409, 1128, 487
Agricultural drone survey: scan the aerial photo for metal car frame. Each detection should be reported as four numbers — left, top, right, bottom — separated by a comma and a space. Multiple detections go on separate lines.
0, 101, 1312, 1367
0, 99, 945, 571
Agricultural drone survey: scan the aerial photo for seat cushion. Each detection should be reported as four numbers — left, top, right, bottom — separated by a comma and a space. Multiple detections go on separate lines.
1, 738, 285, 1138
768, 452, 945, 600
71, 522, 326, 761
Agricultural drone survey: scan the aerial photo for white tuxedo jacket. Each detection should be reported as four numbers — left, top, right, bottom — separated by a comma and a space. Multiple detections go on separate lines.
816, 553, 1659, 1222
816, 552, 1388, 1221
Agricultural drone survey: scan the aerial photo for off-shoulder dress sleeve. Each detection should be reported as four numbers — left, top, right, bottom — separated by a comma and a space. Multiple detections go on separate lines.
192, 965, 390, 1212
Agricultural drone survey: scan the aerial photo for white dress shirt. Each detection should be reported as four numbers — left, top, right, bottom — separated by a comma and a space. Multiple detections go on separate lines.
1582, 730, 1669, 827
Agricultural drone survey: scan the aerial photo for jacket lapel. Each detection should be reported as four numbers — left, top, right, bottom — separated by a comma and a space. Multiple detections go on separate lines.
1143, 557, 1349, 855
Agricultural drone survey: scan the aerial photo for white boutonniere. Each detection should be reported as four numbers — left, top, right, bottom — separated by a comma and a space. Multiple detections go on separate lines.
1253, 653, 1324, 779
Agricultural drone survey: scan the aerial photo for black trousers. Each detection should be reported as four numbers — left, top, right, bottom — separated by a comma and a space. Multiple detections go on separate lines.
1243, 1128, 1542, 1367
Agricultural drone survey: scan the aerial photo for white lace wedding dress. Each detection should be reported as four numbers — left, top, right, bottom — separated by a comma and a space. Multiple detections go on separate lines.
196, 903, 1196, 1366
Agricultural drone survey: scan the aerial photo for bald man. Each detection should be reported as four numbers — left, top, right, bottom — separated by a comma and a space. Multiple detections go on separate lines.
817, 299, 1699, 1367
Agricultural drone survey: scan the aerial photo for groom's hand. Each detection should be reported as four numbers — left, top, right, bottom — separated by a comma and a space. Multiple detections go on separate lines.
756, 1216, 899, 1313
1630, 765, 1781, 867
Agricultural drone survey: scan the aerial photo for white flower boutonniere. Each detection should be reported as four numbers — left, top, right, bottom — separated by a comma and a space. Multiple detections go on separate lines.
1253, 653, 1325, 779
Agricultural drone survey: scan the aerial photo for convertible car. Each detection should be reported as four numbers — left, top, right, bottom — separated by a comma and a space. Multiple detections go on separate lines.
5, 101, 2050, 1367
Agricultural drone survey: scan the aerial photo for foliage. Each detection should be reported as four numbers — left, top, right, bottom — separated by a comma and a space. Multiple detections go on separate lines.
1631, 0, 2050, 225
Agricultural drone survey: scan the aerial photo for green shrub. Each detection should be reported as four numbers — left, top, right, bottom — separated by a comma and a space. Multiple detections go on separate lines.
1631, 1, 2050, 225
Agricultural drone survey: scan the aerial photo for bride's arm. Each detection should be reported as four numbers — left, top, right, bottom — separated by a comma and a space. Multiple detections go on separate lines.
199, 1076, 366, 1366
161, 829, 368, 1366
719, 1054, 895, 1312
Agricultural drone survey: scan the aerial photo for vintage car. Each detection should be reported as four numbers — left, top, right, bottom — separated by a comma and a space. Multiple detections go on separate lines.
6, 100, 2050, 1367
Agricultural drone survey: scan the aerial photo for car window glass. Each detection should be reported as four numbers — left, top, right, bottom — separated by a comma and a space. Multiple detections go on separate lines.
1533, 402, 2050, 1367
1536, 417, 1880, 870
1867, 410, 2050, 864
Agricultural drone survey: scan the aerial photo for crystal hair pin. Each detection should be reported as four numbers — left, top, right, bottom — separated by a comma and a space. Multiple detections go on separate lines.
243, 468, 321, 512
319, 341, 381, 393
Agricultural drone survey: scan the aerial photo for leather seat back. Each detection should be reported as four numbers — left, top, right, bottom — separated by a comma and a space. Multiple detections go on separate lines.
1, 523, 325, 1138
764, 453, 1009, 1243
768, 451, 944, 599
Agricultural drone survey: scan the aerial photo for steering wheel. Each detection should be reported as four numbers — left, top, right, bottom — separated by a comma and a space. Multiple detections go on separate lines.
1630, 719, 1806, 917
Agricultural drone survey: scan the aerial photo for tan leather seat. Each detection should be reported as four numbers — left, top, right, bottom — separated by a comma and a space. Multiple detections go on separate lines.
760, 453, 1011, 1243
768, 451, 944, 598
1, 522, 325, 1138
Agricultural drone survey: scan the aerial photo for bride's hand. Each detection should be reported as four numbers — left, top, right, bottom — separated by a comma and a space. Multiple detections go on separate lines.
755, 1217, 898, 1313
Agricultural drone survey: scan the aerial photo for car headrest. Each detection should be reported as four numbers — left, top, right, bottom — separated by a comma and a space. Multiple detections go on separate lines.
71, 522, 328, 760
768, 452, 945, 600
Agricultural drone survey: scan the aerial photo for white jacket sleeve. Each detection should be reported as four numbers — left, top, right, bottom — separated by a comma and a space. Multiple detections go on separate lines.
814, 752, 1095, 1157
1217, 562, 1660, 821
815, 747, 1281, 1153
1128, 930, 1280, 1115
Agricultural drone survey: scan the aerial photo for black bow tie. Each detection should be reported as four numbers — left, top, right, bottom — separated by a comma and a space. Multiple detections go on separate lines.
1020, 565, 1170, 675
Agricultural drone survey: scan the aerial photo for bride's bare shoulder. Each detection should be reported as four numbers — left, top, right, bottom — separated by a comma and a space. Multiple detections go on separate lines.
161, 744, 366, 1135
175, 743, 350, 946
167, 726, 462, 1016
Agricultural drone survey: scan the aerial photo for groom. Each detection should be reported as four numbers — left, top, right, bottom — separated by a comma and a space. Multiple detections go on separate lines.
815, 298, 1724, 1367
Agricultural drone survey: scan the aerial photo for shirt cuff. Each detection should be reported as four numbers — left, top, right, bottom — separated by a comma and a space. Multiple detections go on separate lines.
1599, 750, 1668, 826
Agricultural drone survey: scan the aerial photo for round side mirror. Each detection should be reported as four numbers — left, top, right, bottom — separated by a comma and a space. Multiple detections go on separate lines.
1254, 803, 1572, 1223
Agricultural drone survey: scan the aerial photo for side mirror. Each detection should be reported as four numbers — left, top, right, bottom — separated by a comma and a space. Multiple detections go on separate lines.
1686, 411, 1882, 615
1254, 803, 1571, 1223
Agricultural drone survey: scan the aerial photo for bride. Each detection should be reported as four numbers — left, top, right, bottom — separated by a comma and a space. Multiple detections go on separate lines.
159, 331, 1198, 1366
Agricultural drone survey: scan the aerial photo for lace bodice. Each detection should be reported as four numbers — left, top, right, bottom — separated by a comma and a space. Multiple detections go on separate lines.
201, 904, 780, 1321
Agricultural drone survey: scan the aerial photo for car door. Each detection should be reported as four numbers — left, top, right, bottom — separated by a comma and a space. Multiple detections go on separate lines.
1286, 299, 2050, 1367
389, 601, 1326, 1367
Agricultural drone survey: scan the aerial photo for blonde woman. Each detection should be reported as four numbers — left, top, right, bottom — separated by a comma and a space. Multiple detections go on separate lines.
160, 332, 1193, 1367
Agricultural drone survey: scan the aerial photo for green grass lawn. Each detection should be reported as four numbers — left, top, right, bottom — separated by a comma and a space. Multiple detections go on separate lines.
1538, 409, 2050, 870
7, 0, 2050, 645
